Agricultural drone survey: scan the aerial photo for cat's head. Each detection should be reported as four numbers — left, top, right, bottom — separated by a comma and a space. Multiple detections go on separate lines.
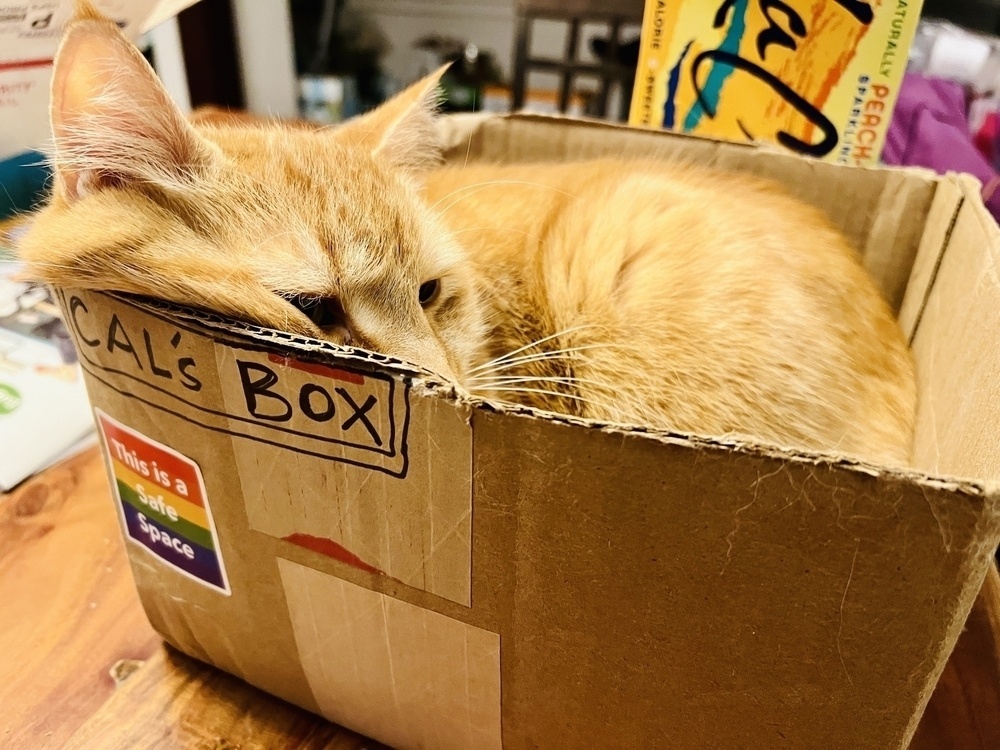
19, 0, 487, 382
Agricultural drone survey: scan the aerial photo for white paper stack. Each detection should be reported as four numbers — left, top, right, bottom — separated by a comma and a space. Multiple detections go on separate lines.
0, 0, 202, 160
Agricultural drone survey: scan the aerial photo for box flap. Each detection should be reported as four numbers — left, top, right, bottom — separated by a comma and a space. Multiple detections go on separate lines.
907, 175, 1000, 482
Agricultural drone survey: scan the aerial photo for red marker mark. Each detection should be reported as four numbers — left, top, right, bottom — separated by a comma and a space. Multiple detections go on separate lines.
0, 58, 53, 72
267, 354, 364, 385
283, 532, 385, 576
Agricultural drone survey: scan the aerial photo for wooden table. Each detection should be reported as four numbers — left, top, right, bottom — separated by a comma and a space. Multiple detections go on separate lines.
2, 447, 998, 749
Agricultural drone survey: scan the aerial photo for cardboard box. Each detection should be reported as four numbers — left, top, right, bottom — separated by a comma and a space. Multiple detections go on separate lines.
58, 114, 1000, 749
628, 0, 924, 166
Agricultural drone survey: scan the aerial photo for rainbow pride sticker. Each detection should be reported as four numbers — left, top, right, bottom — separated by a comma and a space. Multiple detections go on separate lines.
96, 409, 230, 595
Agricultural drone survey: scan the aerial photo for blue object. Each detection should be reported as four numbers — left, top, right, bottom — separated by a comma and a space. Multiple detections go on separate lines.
682, 0, 749, 132
0, 151, 51, 221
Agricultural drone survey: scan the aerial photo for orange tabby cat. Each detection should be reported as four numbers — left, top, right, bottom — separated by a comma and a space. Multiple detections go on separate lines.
19, 1, 915, 463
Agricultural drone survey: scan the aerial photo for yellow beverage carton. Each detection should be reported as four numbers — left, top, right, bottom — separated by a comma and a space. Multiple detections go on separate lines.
629, 0, 925, 166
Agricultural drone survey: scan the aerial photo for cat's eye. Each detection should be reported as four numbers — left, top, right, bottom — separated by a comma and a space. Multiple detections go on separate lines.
418, 279, 441, 307
283, 294, 344, 329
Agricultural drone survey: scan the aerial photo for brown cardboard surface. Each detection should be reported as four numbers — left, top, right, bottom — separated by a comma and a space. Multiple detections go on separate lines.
221, 350, 474, 606
57, 114, 1000, 750
469, 411, 998, 750
278, 559, 501, 750
897, 177, 967, 340
63, 289, 474, 606
908, 176, 1000, 482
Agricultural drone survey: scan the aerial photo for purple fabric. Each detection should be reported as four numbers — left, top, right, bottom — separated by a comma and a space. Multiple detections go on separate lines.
884, 72, 1000, 222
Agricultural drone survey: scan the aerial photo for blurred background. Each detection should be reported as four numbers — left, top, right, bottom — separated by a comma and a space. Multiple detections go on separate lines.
9, 0, 1000, 223
133, 0, 1000, 123
142, 0, 646, 124
128, 0, 1000, 235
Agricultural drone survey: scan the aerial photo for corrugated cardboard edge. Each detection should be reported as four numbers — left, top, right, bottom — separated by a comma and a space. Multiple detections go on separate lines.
441, 111, 942, 179
116, 292, 996, 496
125, 293, 445, 384
887, 161, 1000, 744
106, 142, 1000, 743
905, 170, 1000, 478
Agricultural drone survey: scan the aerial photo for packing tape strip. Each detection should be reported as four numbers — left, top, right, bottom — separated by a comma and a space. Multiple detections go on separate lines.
276, 558, 502, 750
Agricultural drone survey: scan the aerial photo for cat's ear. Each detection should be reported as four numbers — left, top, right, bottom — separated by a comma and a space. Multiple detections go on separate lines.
334, 65, 448, 172
49, 3, 213, 201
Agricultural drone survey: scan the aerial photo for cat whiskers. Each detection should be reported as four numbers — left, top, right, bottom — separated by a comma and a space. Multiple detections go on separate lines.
10, 259, 87, 274
464, 331, 647, 415
469, 324, 597, 371
468, 378, 647, 418
471, 385, 598, 408
468, 342, 628, 377
244, 228, 315, 258
461, 130, 474, 171
471, 371, 646, 402
469, 374, 607, 389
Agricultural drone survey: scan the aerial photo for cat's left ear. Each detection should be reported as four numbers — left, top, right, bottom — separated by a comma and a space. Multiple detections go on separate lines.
334, 65, 448, 172
49, 6, 214, 202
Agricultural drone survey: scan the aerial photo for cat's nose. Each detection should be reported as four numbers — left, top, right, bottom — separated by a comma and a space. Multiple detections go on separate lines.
411, 347, 457, 382
394, 337, 457, 383
347, 324, 456, 382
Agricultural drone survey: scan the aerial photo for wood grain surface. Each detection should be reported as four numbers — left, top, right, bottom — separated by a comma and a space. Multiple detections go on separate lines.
1, 447, 997, 749
63, 647, 379, 750
0, 447, 158, 749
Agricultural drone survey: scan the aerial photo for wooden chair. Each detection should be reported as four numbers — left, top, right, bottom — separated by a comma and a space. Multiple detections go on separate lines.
511, 0, 645, 121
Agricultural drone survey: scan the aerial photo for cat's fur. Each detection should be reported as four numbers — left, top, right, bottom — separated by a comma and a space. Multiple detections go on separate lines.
19, 1, 916, 463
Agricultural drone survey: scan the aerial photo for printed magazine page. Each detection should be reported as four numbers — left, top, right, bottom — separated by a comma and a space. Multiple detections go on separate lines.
0, 223, 93, 490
